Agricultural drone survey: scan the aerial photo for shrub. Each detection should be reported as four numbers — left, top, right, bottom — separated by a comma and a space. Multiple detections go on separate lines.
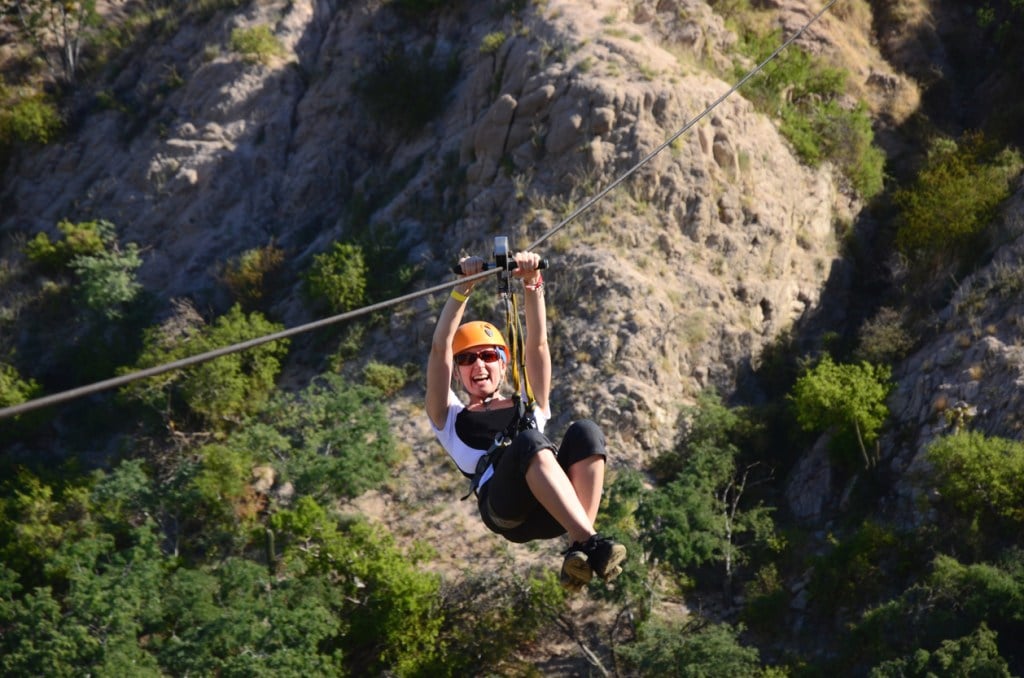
479, 31, 506, 55
229, 25, 284, 64
70, 243, 143, 319
737, 32, 884, 198
854, 307, 914, 365
261, 373, 399, 499
23, 219, 110, 271
361, 361, 406, 397
790, 356, 893, 468
0, 85, 62, 146
122, 305, 289, 428
894, 132, 1023, 266
924, 431, 1024, 540
304, 241, 367, 314
0, 363, 41, 409
220, 243, 285, 310
616, 617, 763, 676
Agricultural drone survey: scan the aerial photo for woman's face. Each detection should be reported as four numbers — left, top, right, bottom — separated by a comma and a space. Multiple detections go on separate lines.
455, 345, 505, 398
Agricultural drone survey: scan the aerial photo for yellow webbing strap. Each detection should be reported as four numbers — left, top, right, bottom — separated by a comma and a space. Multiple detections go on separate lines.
503, 290, 535, 410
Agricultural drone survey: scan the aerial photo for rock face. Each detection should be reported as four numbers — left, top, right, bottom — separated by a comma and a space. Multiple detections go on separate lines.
1, 0, 912, 464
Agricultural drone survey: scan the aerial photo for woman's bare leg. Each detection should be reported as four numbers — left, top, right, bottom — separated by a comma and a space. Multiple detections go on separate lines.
525, 448, 595, 544
567, 455, 605, 525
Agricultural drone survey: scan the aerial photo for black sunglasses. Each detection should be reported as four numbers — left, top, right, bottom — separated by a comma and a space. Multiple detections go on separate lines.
454, 348, 503, 366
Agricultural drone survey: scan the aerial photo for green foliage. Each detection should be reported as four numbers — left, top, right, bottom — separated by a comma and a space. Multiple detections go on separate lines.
354, 44, 460, 134
0, 83, 62, 146
616, 617, 763, 676
304, 241, 368, 314
220, 243, 285, 310
854, 307, 914, 365
591, 469, 648, 608
23, 218, 110, 271
850, 553, 1024, 670
271, 499, 443, 675
70, 242, 143, 319
737, 31, 884, 197
894, 133, 1023, 267
924, 431, 1024, 545
790, 355, 892, 468
229, 24, 285, 65
0, 361, 41, 408
868, 623, 1011, 677
638, 392, 777, 589
422, 569, 565, 676
152, 558, 343, 676
261, 372, 399, 499
362, 361, 407, 397
121, 304, 289, 428
809, 521, 919, 612
479, 31, 507, 54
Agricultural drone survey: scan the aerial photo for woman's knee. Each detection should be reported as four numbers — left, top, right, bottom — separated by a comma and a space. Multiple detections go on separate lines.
563, 419, 606, 460
509, 429, 556, 474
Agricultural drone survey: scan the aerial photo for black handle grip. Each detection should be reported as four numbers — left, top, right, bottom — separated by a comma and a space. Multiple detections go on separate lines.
451, 258, 548, 275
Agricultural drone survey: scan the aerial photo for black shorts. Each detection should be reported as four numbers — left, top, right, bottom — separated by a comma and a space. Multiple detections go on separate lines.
477, 419, 606, 543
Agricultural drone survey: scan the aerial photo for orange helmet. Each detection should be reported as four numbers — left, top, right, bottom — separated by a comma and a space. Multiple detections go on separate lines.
452, 321, 507, 355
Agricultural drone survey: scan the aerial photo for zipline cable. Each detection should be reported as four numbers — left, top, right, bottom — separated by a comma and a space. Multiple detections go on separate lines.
0, 269, 495, 420
0, 0, 839, 422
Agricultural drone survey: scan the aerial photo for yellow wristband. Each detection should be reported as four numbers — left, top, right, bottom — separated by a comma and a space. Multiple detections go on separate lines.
450, 289, 469, 303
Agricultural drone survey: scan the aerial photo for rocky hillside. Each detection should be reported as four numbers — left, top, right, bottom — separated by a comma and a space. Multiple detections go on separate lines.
3, 0, 917, 458
5, 0, 1024, 670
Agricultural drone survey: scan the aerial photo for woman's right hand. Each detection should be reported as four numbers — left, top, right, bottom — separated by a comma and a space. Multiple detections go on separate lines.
456, 255, 484, 294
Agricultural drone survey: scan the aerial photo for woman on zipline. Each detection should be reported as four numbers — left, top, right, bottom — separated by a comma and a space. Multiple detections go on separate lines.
425, 251, 626, 591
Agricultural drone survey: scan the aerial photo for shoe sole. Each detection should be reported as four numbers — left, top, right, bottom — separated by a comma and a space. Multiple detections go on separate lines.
562, 552, 593, 590
594, 544, 627, 582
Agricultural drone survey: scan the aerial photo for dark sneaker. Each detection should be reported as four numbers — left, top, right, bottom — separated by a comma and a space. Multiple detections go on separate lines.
560, 548, 592, 592
576, 534, 626, 583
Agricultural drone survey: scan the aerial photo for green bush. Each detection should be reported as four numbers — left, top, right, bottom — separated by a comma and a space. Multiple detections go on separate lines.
850, 554, 1024, 671
0, 85, 62, 146
121, 304, 289, 428
23, 219, 110, 271
924, 431, 1024, 544
868, 623, 1011, 677
790, 356, 893, 468
737, 32, 884, 198
229, 25, 284, 64
0, 363, 41, 409
304, 241, 367, 314
70, 243, 143, 319
362, 361, 406, 397
854, 307, 914, 365
261, 373, 399, 499
616, 617, 763, 676
220, 243, 285, 310
479, 31, 507, 55
894, 132, 1022, 266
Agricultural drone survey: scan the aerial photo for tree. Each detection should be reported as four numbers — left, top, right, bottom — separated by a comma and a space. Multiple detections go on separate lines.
868, 623, 1011, 678
70, 242, 143, 319
790, 355, 893, 468
304, 241, 367, 314
2, 1, 99, 85
639, 391, 777, 596
121, 304, 289, 429
850, 553, 1024, 671
261, 373, 400, 500
924, 431, 1024, 545
894, 133, 1022, 270
616, 617, 764, 677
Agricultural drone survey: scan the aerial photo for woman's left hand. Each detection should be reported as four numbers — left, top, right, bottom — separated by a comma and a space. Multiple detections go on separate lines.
512, 251, 542, 284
